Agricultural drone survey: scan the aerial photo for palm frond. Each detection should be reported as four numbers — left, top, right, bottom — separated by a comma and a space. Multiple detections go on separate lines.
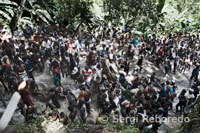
2, 8, 14, 17
35, 9, 53, 23
18, 17, 33, 26
0, 0, 18, 6
0, 10, 11, 20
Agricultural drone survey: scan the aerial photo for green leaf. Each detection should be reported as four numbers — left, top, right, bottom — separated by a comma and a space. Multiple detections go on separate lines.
36, 9, 52, 23
181, 22, 186, 28
0, 10, 11, 20
157, 0, 165, 13
0, 0, 18, 6
19, 17, 33, 26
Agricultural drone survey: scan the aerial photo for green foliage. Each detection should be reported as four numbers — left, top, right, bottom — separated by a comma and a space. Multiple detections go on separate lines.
105, 122, 140, 133
12, 117, 45, 133
0, 0, 56, 32
55, 0, 94, 30
102, 0, 164, 35
0, 0, 17, 21
188, 96, 200, 119
0, 0, 199, 34
25, 0, 54, 23
157, 0, 165, 13
159, 0, 200, 34
180, 96, 200, 133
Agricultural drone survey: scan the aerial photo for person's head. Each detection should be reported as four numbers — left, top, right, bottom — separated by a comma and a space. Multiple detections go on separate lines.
52, 111, 58, 121
189, 89, 193, 95
116, 89, 121, 95
137, 90, 142, 97
145, 95, 150, 101
86, 66, 90, 70
181, 89, 186, 96
60, 112, 65, 119
81, 86, 86, 91
105, 101, 110, 107
80, 106, 85, 114
162, 83, 165, 87
103, 93, 107, 99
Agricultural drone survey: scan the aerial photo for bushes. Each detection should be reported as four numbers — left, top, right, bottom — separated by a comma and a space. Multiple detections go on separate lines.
12, 117, 45, 133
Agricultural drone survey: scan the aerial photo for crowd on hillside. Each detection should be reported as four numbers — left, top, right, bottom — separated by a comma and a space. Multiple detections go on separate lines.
0, 24, 200, 132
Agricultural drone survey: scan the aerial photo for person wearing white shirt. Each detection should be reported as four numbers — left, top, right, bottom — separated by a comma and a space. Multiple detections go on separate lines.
42, 40, 47, 48
46, 39, 51, 49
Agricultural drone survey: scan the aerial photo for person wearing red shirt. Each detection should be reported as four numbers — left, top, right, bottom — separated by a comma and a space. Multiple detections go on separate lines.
82, 66, 93, 85
18, 81, 34, 107
158, 47, 162, 57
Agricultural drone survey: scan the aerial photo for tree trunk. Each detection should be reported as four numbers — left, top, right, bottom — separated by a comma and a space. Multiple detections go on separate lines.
10, 0, 26, 35
75, 19, 84, 33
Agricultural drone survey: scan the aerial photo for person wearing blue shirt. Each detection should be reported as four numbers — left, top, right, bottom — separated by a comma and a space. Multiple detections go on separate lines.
60, 45, 65, 60
54, 75, 60, 86
132, 38, 138, 47
122, 24, 127, 32
26, 59, 34, 80
190, 65, 200, 81
160, 83, 167, 97
44, 26, 49, 34
78, 37, 82, 49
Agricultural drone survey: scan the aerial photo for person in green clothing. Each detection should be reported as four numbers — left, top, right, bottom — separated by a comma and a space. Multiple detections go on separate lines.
123, 89, 131, 101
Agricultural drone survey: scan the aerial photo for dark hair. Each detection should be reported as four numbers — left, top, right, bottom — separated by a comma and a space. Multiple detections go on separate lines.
60, 112, 65, 118
180, 89, 186, 96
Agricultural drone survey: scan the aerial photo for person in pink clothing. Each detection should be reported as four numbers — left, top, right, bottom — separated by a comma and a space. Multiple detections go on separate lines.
65, 40, 72, 53
82, 66, 93, 85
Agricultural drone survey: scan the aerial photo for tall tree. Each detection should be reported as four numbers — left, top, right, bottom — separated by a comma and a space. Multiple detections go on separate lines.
55, 0, 94, 31
10, 0, 26, 35
102, 0, 165, 34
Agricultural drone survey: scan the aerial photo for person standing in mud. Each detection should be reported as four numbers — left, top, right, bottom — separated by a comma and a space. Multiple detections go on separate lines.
60, 59, 69, 78
18, 81, 34, 121
16, 61, 29, 81
190, 65, 200, 81
24, 56, 35, 80
126, 57, 131, 73
51, 56, 61, 82
2, 40, 14, 62
173, 56, 178, 73
84, 88, 92, 114
69, 107, 78, 123
164, 57, 171, 76
176, 89, 187, 112
126, 44, 132, 59
7, 72, 18, 93
69, 54, 76, 73
1, 56, 11, 75
80, 105, 88, 123
137, 55, 143, 71
82, 66, 93, 86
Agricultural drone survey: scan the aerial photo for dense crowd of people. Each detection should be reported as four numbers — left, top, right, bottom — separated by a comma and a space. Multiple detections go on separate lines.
0, 24, 200, 132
